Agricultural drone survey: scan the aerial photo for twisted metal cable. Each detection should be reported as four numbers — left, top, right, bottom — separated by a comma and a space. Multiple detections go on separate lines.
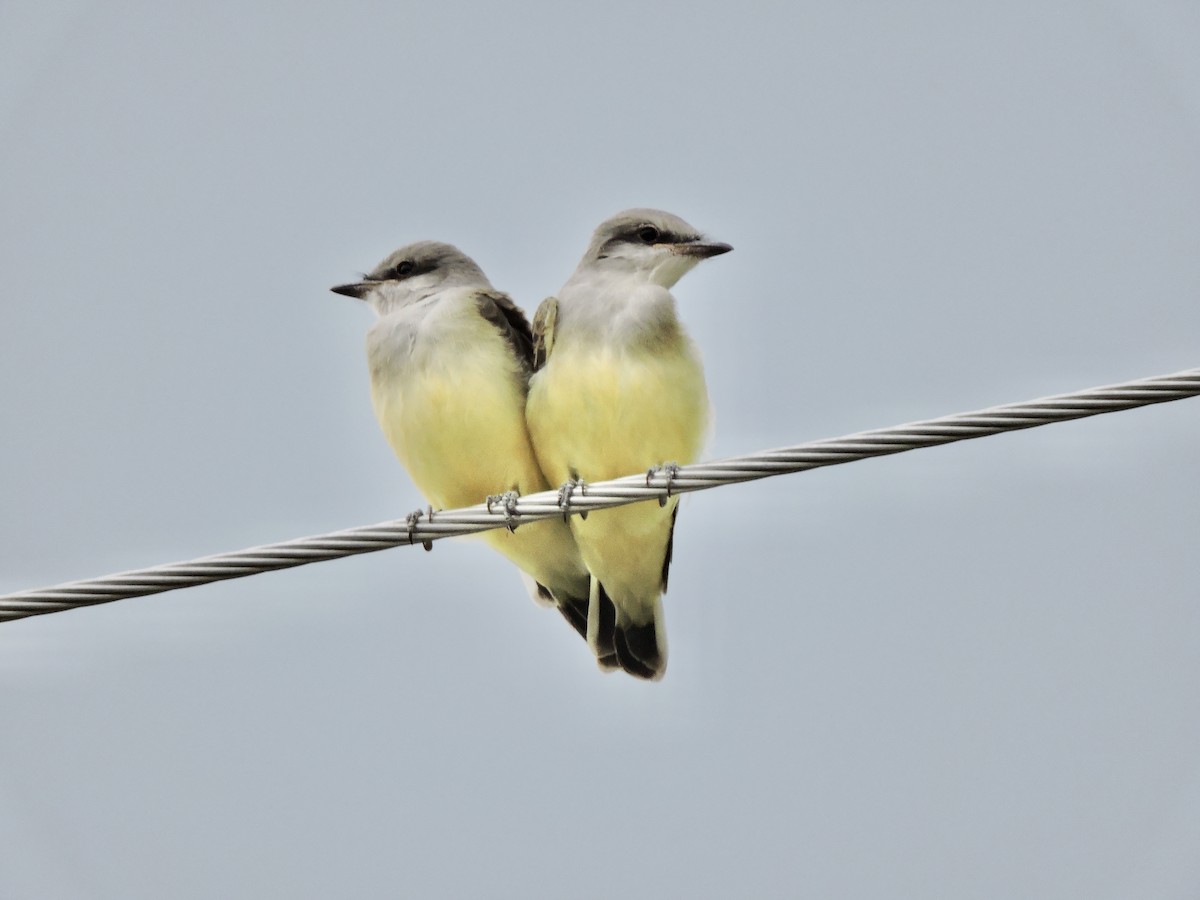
2, 366, 1198, 624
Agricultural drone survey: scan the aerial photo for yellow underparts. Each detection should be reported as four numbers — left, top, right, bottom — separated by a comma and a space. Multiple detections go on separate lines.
371, 359, 588, 599
526, 344, 709, 622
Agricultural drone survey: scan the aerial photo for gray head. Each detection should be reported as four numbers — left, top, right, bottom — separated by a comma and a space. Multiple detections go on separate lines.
331, 241, 493, 316
574, 208, 732, 288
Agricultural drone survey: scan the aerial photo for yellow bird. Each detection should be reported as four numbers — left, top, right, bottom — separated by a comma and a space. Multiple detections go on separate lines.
333, 242, 613, 667
526, 210, 731, 679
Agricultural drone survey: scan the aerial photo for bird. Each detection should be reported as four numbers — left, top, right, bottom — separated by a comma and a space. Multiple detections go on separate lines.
332, 241, 616, 668
525, 209, 732, 680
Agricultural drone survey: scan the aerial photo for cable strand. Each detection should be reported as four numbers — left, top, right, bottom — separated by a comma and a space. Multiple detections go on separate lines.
2, 366, 1197, 623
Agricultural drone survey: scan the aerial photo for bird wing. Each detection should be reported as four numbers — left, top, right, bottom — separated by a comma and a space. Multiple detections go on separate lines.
475, 290, 534, 371
661, 504, 678, 592
531, 297, 559, 372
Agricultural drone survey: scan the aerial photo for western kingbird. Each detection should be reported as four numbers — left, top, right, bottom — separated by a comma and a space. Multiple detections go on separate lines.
332, 241, 615, 667
526, 209, 732, 680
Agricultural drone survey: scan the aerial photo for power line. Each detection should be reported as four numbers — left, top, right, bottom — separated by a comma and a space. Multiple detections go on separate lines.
2, 366, 1197, 624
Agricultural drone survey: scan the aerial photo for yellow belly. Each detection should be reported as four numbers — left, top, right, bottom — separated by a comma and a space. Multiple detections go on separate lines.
526, 345, 709, 485
371, 364, 590, 598
373, 367, 545, 508
526, 343, 708, 619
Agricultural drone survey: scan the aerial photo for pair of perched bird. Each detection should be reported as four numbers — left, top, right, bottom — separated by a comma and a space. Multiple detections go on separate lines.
332, 209, 731, 680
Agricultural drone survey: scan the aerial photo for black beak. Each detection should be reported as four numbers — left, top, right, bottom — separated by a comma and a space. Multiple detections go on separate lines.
675, 240, 733, 259
330, 281, 375, 299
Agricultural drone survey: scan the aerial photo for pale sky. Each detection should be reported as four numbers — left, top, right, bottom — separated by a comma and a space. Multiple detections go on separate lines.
2, 2, 1199, 897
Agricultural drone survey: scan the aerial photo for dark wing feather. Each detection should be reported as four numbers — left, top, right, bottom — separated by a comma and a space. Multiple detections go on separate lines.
661, 505, 679, 592
531, 297, 559, 372
475, 291, 534, 372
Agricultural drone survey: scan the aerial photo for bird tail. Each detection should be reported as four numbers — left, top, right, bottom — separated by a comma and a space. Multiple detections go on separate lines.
586, 577, 619, 671
560, 577, 665, 678
522, 572, 618, 671
611, 595, 667, 681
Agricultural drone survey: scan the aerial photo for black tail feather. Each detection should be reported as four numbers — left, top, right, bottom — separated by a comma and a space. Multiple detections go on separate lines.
614, 619, 664, 680
554, 593, 589, 641
592, 582, 617, 665
585, 580, 619, 671
541, 581, 617, 669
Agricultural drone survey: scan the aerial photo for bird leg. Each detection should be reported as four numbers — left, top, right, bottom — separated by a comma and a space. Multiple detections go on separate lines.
486, 490, 522, 532
405, 506, 434, 551
557, 477, 589, 521
646, 462, 681, 507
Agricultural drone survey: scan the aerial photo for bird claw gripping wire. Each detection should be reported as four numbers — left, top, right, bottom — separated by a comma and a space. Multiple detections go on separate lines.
646, 462, 681, 507
557, 477, 588, 521
486, 491, 521, 532
405, 506, 434, 551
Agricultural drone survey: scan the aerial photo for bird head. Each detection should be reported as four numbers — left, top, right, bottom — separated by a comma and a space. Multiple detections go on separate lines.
331, 241, 492, 316
578, 208, 732, 288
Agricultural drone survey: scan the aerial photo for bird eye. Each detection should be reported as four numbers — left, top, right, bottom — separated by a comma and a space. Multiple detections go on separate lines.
394, 260, 415, 278
637, 226, 660, 243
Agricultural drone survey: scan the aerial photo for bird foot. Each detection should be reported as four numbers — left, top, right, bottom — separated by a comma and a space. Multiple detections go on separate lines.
486, 490, 521, 532
557, 477, 589, 521
405, 506, 434, 551
645, 462, 681, 507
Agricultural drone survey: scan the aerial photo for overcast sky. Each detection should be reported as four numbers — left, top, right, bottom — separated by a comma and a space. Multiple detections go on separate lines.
2, 2, 1199, 897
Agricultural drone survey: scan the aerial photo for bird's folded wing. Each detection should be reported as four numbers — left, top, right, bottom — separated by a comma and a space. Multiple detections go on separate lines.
475, 290, 535, 371
531, 297, 558, 372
